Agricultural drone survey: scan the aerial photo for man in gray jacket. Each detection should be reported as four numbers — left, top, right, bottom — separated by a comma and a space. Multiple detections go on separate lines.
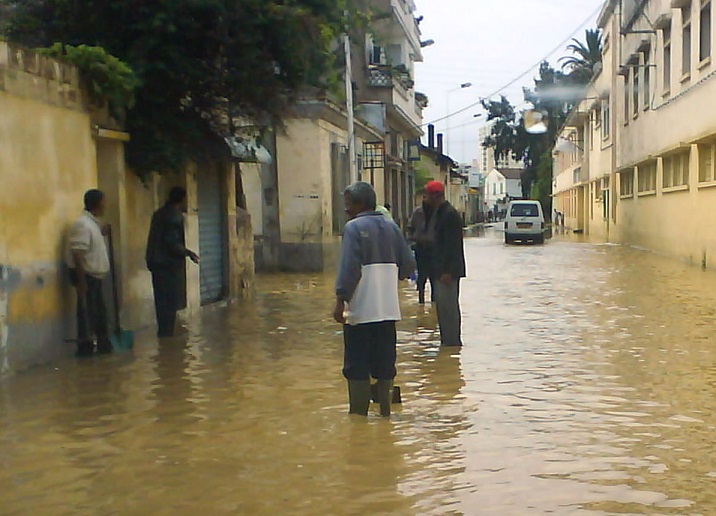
334, 182, 415, 417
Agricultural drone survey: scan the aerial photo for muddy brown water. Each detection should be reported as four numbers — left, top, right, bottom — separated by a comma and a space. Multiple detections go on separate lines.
1, 231, 715, 515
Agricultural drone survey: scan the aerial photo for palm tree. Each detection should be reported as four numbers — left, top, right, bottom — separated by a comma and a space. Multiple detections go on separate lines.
560, 29, 603, 84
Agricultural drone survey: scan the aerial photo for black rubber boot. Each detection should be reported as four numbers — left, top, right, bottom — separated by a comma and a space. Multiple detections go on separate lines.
347, 380, 371, 416
375, 380, 393, 417
96, 338, 113, 355
75, 341, 95, 357
418, 290, 426, 304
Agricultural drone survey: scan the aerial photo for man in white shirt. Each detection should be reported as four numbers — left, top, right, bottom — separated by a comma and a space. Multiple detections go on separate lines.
66, 189, 111, 356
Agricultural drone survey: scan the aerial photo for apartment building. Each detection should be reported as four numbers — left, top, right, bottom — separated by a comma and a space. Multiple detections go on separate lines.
249, 0, 427, 272
554, 0, 716, 267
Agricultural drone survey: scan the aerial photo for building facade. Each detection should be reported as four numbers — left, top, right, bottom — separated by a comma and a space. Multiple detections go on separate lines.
554, 0, 716, 269
254, 0, 426, 272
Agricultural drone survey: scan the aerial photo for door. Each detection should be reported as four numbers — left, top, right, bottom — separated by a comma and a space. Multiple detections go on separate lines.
198, 165, 227, 305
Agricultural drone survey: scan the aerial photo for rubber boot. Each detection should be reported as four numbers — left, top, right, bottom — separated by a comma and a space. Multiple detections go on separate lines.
75, 341, 95, 358
347, 380, 371, 416
418, 290, 426, 305
96, 337, 113, 355
375, 380, 393, 417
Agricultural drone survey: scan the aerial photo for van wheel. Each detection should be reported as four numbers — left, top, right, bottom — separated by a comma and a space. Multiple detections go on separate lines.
505, 235, 515, 245
535, 235, 545, 245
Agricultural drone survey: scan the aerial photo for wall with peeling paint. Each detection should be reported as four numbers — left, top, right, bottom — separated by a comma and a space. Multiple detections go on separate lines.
0, 43, 97, 372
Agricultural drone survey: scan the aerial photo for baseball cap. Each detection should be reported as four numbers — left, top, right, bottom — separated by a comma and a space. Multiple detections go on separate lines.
425, 181, 445, 195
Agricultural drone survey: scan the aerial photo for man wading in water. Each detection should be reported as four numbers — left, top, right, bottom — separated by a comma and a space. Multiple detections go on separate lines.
334, 182, 415, 417
146, 187, 200, 338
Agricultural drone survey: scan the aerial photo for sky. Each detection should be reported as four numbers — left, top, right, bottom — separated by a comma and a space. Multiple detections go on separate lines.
414, 0, 605, 164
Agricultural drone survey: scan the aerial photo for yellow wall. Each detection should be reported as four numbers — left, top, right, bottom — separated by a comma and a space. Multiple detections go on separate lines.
277, 119, 327, 244
0, 48, 97, 372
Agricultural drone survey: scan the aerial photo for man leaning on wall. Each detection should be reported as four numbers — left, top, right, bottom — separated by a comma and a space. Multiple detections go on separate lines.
65, 189, 112, 357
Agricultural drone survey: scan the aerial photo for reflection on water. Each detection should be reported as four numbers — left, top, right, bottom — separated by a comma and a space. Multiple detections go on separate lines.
1, 230, 716, 514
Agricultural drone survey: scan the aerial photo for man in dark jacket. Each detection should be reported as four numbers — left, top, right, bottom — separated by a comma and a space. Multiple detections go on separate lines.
146, 187, 200, 338
424, 181, 466, 347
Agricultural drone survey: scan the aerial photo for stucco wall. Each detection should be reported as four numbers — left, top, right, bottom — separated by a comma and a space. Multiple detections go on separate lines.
0, 48, 96, 372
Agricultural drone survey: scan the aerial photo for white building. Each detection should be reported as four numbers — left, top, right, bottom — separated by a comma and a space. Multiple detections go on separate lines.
485, 168, 523, 215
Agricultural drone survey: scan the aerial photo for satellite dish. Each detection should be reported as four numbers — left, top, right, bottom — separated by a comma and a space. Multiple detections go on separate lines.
524, 110, 549, 135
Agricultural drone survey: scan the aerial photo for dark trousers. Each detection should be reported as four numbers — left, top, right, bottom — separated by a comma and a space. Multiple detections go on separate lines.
415, 246, 434, 299
151, 267, 181, 337
343, 321, 397, 381
70, 272, 109, 348
433, 278, 462, 346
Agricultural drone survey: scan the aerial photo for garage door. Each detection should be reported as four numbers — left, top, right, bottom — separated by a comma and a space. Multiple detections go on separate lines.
198, 166, 226, 305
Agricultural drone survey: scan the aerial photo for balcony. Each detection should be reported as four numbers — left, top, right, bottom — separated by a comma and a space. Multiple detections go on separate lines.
366, 66, 422, 134
367, 65, 414, 91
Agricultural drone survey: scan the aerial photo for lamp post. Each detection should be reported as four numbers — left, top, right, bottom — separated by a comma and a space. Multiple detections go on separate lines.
445, 82, 472, 156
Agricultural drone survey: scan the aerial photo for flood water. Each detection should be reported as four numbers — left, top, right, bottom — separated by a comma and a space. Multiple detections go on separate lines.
1, 230, 716, 515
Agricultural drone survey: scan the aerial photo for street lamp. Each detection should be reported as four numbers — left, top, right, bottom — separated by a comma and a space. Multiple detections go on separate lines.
446, 82, 473, 156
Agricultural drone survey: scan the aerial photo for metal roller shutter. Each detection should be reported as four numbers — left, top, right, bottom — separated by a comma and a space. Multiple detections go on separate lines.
198, 167, 226, 305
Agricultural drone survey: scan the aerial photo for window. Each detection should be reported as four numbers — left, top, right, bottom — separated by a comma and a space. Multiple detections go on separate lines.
602, 98, 611, 140
633, 66, 640, 117
510, 203, 540, 217
500, 183, 504, 194
683, 9, 692, 76
644, 52, 651, 110
620, 169, 635, 197
664, 27, 672, 92
701, 0, 712, 62
493, 183, 497, 195
638, 161, 657, 193
663, 151, 690, 188
370, 43, 386, 65
699, 142, 716, 182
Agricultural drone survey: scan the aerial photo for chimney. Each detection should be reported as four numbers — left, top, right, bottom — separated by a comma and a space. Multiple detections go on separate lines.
437, 133, 444, 155
428, 124, 436, 149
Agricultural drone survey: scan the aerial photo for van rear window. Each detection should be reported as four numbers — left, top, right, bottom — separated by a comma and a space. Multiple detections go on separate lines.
510, 204, 540, 217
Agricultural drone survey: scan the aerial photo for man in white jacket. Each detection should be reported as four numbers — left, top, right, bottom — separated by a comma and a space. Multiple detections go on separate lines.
334, 182, 415, 417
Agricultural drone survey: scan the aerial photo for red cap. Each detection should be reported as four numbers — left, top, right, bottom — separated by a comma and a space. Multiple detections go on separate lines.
425, 181, 445, 195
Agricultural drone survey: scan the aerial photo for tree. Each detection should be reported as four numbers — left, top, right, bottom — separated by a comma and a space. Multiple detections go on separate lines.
560, 29, 603, 84
2, 0, 366, 178
482, 61, 575, 209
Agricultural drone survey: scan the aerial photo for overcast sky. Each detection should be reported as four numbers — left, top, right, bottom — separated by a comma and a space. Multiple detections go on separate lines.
414, 0, 605, 164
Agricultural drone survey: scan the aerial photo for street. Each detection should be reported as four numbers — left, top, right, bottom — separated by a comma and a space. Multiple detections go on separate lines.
2, 229, 716, 515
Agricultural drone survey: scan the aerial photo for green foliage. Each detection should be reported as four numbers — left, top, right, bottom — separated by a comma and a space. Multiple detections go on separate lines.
414, 162, 433, 192
37, 43, 138, 116
560, 29, 603, 84
481, 29, 602, 199
530, 150, 554, 214
3, 0, 367, 179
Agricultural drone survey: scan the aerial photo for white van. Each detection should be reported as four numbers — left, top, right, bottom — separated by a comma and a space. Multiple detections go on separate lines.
504, 200, 545, 244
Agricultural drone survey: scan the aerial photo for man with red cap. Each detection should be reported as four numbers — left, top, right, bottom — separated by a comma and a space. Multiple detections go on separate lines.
423, 180, 466, 346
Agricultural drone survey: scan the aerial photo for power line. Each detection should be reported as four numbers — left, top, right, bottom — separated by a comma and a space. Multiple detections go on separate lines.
421, 4, 603, 128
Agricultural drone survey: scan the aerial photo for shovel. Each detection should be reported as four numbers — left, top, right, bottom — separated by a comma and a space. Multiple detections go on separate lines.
107, 228, 134, 351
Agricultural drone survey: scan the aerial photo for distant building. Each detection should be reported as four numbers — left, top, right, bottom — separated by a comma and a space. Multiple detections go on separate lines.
485, 168, 523, 216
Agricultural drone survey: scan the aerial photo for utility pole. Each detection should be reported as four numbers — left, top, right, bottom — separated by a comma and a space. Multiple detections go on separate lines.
344, 14, 358, 184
